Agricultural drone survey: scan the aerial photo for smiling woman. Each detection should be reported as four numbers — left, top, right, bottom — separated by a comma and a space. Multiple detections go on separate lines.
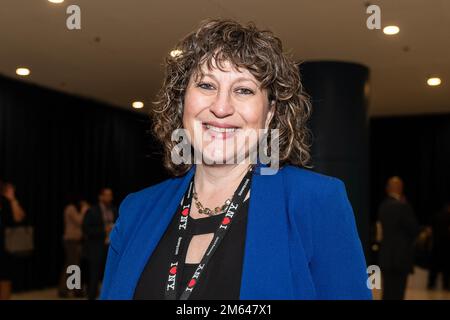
183, 60, 274, 166
100, 19, 372, 300
151, 19, 312, 176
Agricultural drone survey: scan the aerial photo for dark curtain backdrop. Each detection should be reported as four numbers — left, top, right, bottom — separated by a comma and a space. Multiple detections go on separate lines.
0, 75, 168, 291
370, 114, 450, 226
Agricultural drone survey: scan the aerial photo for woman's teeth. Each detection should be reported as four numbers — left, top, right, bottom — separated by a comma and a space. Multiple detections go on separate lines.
205, 124, 238, 133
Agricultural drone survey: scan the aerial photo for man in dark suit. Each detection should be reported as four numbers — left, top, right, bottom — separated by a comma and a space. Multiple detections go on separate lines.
377, 176, 419, 300
428, 200, 450, 290
82, 187, 117, 300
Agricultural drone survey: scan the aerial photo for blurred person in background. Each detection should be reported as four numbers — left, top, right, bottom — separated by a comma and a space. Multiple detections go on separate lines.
427, 198, 450, 291
58, 194, 90, 298
0, 180, 26, 300
82, 187, 117, 300
377, 176, 419, 300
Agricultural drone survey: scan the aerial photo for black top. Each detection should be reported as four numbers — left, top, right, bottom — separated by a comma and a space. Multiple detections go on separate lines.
82, 204, 118, 244
377, 196, 419, 272
0, 196, 13, 254
0, 196, 14, 279
133, 197, 249, 300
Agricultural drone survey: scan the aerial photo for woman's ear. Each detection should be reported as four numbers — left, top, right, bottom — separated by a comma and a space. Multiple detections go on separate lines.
265, 100, 276, 129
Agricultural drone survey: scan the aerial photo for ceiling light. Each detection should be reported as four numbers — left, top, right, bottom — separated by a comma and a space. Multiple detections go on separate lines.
16, 67, 30, 76
48, 0, 64, 3
427, 77, 441, 86
132, 101, 144, 109
383, 25, 400, 35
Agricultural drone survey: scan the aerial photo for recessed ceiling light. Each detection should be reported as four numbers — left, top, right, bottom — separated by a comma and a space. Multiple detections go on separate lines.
427, 77, 441, 86
383, 25, 400, 35
48, 0, 64, 3
16, 67, 30, 76
132, 101, 144, 109
170, 49, 183, 58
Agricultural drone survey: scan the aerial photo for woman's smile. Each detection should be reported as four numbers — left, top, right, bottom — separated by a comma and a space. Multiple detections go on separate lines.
201, 121, 241, 140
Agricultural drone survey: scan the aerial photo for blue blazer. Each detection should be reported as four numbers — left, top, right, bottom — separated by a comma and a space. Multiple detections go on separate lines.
100, 164, 372, 300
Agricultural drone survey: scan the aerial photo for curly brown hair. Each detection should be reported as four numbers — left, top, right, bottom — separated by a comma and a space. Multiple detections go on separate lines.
151, 19, 312, 176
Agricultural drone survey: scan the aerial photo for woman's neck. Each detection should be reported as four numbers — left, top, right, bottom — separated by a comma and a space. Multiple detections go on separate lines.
194, 162, 251, 196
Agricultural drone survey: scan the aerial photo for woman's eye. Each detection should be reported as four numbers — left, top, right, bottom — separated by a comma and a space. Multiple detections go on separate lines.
197, 82, 214, 90
236, 88, 254, 95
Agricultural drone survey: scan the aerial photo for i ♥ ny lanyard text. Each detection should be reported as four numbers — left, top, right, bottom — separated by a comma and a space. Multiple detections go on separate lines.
164, 165, 254, 300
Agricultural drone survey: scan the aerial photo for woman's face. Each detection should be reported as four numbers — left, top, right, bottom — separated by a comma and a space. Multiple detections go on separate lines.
183, 60, 274, 165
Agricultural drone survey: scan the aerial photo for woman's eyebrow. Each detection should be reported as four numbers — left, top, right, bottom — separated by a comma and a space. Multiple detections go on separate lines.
233, 77, 259, 87
199, 73, 218, 82
198, 73, 259, 88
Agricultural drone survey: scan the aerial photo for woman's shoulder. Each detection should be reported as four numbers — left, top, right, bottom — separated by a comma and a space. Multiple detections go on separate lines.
111, 176, 181, 243
278, 165, 353, 224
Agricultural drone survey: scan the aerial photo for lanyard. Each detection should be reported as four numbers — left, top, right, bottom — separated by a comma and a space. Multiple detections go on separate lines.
164, 165, 254, 300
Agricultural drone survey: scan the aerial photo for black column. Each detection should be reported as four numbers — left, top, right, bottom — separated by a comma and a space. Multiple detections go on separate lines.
300, 61, 370, 256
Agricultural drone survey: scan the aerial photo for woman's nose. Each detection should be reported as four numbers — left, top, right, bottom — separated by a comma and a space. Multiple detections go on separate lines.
209, 91, 234, 118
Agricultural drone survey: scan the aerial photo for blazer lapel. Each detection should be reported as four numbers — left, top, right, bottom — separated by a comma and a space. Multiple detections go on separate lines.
109, 166, 196, 298
240, 165, 295, 299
